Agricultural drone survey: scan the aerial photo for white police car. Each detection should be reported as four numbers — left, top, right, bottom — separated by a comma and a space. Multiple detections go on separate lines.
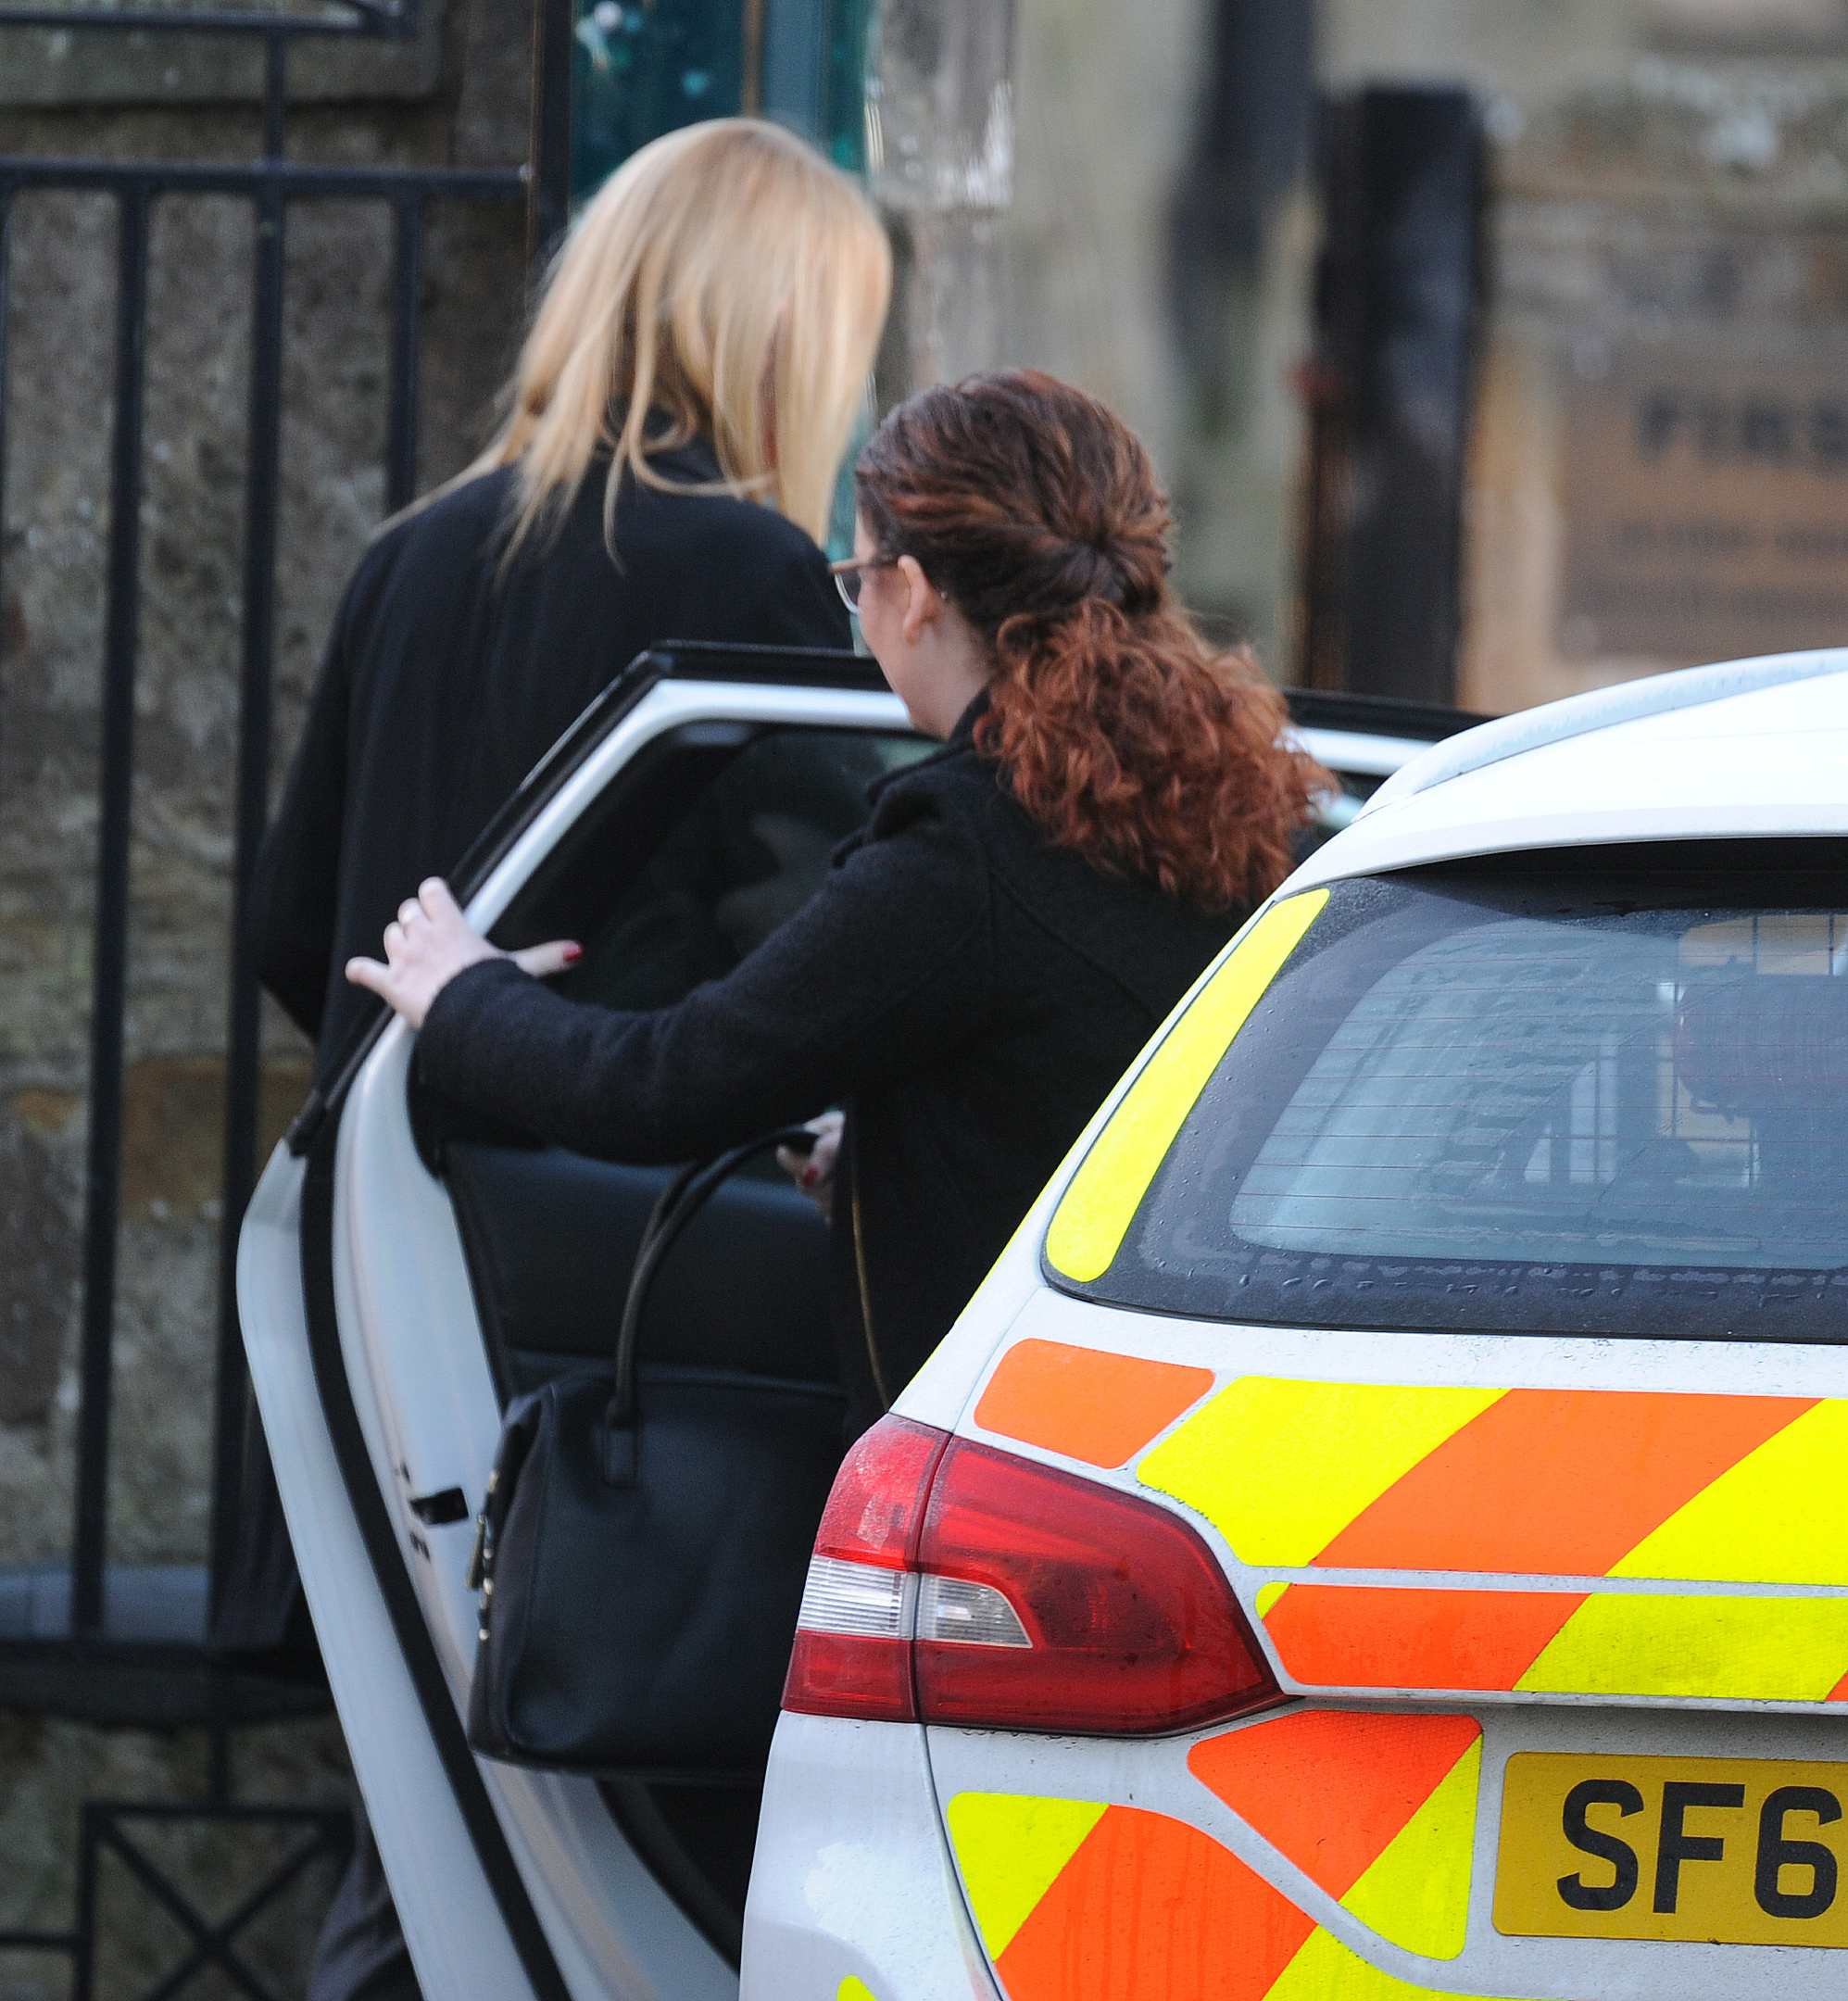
748, 648, 1848, 2001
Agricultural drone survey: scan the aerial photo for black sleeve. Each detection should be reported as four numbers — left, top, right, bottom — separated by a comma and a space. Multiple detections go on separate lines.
416, 789, 992, 1163
249, 585, 359, 1040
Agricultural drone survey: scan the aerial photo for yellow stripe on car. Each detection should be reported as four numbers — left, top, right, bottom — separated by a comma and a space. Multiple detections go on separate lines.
943, 1793, 1106, 1962
1515, 1592, 1848, 1702
1044, 890, 1327, 1284
1339, 1738, 1481, 1960
1138, 1377, 1504, 1568
1263, 1923, 1514, 2001
1611, 1398, 1848, 1585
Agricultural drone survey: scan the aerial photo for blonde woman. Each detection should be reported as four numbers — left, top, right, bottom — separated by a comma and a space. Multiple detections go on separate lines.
251, 117, 890, 1076
223, 119, 888, 2001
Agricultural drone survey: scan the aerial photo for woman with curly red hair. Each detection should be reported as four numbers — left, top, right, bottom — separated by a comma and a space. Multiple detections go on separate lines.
850, 368, 1313, 911
348, 369, 1326, 1421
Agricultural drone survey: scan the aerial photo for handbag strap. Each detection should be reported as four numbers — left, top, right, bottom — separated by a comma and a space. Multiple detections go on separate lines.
610, 1126, 818, 1428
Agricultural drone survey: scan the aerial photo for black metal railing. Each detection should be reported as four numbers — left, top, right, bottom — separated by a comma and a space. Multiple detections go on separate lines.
0, 0, 562, 1681
0, 0, 568, 1985
0, 1799, 354, 2001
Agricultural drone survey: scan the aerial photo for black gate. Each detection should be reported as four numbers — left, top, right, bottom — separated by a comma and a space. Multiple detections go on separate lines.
0, 0, 568, 1991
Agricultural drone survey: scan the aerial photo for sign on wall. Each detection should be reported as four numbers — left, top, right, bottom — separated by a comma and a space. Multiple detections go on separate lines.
1561, 341, 1848, 664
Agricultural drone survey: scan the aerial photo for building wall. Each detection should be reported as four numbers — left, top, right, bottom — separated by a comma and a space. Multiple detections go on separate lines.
999, 0, 1202, 489
1320, 0, 1848, 711
997, 0, 1848, 710
999, 0, 1314, 672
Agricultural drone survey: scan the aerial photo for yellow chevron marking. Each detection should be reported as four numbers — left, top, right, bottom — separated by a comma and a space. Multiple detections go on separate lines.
1139, 1378, 1505, 1567
1339, 1740, 1479, 1960
1045, 891, 1327, 1283
944, 1793, 1105, 1961
1612, 1399, 1848, 1585
837, 1982, 878, 2001
1264, 1921, 1515, 2001
1516, 1593, 1848, 1701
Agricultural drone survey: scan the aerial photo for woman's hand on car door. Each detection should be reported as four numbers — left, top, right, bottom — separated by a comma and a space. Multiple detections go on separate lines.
346, 877, 580, 1030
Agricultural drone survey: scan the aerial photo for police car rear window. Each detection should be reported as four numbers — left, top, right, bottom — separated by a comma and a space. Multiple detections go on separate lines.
1061, 844, 1848, 1341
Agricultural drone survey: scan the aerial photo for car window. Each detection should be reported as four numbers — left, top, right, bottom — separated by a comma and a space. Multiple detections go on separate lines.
559, 726, 929, 1012
1059, 844, 1848, 1341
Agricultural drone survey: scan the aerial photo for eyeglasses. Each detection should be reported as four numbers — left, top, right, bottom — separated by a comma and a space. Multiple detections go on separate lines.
828, 554, 898, 615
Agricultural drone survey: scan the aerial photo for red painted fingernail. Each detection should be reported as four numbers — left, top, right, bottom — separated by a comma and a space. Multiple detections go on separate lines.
563, 944, 583, 963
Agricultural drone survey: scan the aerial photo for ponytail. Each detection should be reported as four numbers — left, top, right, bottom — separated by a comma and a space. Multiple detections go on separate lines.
855, 369, 1326, 912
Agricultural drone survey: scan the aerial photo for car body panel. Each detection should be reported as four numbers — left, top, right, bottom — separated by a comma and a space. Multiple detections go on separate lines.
848, 661, 1848, 2000
1292, 725, 1443, 779
743, 1713, 998, 1999
1299, 667, 1848, 887
949, 1297, 1848, 1714
915, 1287, 1848, 1997
927, 1705, 1848, 2001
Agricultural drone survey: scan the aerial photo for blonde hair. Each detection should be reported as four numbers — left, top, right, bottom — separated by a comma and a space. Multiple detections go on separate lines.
468, 119, 890, 554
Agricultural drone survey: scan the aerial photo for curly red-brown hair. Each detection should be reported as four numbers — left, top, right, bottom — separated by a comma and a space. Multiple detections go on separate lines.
855, 369, 1326, 911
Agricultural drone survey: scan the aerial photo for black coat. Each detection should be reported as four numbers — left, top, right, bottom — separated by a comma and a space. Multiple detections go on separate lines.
255, 438, 849, 1075
222, 443, 847, 1660
418, 698, 1243, 1422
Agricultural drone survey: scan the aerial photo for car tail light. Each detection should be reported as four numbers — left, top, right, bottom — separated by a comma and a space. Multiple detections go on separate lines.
784, 1415, 949, 1723
784, 1418, 1280, 1734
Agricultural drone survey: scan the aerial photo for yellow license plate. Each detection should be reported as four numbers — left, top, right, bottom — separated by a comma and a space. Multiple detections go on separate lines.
1496, 1752, 1848, 1946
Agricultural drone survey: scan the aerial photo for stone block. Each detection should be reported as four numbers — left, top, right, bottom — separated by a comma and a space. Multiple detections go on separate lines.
0, 4, 446, 112
0, 1113, 77, 1428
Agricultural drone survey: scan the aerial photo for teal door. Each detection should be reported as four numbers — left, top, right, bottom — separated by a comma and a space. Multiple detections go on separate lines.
571, 0, 874, 202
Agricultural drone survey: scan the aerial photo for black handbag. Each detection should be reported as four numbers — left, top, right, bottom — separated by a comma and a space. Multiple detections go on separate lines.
463, 1128, 848, 1780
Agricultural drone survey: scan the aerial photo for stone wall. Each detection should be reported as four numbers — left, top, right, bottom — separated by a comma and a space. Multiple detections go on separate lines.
0, 0, 533, 1544
0, 0, 531, 1985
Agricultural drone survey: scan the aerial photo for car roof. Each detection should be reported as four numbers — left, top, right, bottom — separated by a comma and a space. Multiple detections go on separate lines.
1290, 649, 1848, 887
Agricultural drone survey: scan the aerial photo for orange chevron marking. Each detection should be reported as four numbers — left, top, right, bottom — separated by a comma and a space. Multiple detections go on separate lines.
994, 1804, 1312, 2001
1313, 1390, 1817, 1578
1265, 1586, 1583, 1691
1188, 1709, 1480, 1898
974, 1339, 1214, 1469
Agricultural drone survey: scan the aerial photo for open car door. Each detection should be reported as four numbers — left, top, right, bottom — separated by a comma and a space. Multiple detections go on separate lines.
239, 642, 921, 2001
